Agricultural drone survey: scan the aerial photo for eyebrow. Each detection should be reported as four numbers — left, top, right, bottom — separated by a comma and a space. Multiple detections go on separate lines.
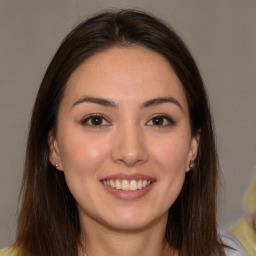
140, 97, 183, 111
72, 96, 118, 108
72, 96, 183, 111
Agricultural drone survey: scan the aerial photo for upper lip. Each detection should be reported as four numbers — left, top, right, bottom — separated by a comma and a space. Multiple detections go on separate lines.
100, 173, 156, 181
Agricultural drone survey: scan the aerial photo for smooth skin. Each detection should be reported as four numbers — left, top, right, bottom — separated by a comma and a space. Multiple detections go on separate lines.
49, 46, 200, 256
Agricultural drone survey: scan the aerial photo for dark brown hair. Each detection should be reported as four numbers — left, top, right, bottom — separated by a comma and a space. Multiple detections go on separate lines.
15, 9, 224, 256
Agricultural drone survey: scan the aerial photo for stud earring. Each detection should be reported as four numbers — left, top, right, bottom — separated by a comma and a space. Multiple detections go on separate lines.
54, 163, 58, 168
189, 160, 196, 169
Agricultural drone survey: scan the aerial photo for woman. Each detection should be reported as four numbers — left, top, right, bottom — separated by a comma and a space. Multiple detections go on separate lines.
0, 10, 246, 256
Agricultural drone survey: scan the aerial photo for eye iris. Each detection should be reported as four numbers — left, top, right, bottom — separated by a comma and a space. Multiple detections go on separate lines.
91, 116, 102, 125
153, 117, 164, 125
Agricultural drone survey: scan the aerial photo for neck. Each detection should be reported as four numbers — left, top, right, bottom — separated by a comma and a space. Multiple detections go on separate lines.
79, 213, 177, 256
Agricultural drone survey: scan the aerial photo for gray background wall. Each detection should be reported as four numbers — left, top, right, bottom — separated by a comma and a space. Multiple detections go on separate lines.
0, 0, 255, 248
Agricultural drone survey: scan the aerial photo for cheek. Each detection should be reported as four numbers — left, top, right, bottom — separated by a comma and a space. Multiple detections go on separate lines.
58, 132, 109, 175
151, 134, 190, 172
145, 135, 190, 214
57, 133, 111, 211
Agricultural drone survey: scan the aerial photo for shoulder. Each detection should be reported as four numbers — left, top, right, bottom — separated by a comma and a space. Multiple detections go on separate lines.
220, 230, 249, 256
0, 247, 20, 256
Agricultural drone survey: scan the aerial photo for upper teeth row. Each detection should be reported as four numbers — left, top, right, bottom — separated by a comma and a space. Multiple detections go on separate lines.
102, 179, 151, 191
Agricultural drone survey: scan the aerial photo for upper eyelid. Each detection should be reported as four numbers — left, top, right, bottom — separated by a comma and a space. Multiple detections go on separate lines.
146, 114, 176, 125
80, 113, 175, 125
81, 114, 111, 125
148, 114, 174, 121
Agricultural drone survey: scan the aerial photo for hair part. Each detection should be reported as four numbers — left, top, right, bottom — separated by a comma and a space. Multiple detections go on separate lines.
15, 9, 225, 256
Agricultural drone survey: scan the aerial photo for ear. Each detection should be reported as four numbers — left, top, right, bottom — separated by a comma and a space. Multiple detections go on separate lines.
187, 130, 201, 171
48, 131, 63, 171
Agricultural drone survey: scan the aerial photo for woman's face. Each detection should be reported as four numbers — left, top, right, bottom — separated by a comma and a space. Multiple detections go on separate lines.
49, 46, 199, 231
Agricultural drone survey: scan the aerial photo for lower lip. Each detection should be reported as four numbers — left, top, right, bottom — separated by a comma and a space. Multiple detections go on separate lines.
102, 183, 154, 200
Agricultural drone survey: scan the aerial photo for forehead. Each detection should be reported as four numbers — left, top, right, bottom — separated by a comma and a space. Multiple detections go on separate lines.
62, 46, 188, 110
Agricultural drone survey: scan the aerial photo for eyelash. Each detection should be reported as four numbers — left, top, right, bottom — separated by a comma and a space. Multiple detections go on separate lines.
81, 114, 110, 127
80, 114, 175, 127
146, 114, 175, 127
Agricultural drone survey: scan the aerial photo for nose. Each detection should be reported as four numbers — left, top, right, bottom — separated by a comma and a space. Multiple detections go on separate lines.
111, 125, 149, 167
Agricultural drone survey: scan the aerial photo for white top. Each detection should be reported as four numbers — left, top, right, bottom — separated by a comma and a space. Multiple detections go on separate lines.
0, 230, 249, 256
221, 230, 249, 256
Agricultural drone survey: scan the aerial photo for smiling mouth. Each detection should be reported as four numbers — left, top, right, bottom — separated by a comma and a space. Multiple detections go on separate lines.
101, 179, 153, 191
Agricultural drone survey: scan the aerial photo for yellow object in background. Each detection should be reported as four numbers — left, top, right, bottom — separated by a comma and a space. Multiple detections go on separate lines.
230, 218, 256, 255
0, 247, 19, 256
229, 168, 256, 256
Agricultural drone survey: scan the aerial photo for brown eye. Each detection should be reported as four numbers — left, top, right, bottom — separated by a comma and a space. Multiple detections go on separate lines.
81, 114, 109, 126
152, 116, 164, 125
90, 116, 103, 125
147, 115, 175, 127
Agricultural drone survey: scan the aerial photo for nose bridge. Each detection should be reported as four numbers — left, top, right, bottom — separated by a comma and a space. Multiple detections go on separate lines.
111, 120, 148, 166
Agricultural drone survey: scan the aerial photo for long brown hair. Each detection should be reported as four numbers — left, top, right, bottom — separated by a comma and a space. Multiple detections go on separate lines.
15, 10, 224, 256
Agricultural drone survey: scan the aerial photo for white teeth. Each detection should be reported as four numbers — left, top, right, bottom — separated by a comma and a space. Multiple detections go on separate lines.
110, 180, 115, 188
137, 180, 142, 189
115, 180, 121, 190
122, 180, 129, 191
130, 180, 137, 191
142, 180, 147, 188
102, 179, 152, 191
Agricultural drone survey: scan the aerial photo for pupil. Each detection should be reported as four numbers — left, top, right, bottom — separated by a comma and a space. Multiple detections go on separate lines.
92, 117, 102, 125
153, 117, 163, 125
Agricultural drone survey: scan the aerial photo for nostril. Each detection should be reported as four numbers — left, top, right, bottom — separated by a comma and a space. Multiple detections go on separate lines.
111, 146, 149, 167
110, 128, 149, 166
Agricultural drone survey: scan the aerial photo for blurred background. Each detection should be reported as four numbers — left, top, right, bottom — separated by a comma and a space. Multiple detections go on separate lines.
0, 0, 255, 248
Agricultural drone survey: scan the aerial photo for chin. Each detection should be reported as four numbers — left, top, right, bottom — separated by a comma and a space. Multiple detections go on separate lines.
105, 219, 154, 232
100, 208, 168, 233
